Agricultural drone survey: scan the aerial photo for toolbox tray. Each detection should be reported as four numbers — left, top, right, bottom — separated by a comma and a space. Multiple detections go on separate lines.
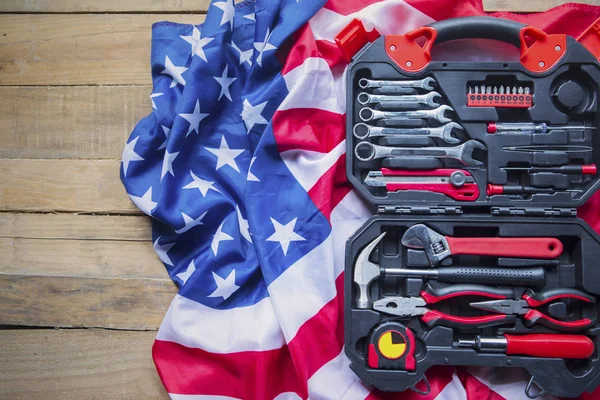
343, 16, 600, 398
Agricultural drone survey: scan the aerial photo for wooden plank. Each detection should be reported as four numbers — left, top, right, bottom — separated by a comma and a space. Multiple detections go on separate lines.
0, 213, 151, 241
0, 159, 138, 213
0, 14, 205, 86
483, 0, 599, 12
0, 0, 210, 12
0, 237, 164, 278
0, 274, 176, 329
0, 329, 168, 400
0, 86, 151, 159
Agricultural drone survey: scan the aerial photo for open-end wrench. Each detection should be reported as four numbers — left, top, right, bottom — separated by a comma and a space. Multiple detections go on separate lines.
358, 77, 436, 91
357, 91, 442, 107
359, 105, 454, 123
353, 122, 463, 144
354, 140, 486, 167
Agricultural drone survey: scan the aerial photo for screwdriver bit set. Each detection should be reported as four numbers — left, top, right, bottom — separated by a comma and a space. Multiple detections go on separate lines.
336, 15, 600, 398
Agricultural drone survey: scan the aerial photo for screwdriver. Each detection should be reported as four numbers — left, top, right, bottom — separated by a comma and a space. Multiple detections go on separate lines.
487, 184, 580, 196
487, 122, 595, 134
502, 164, 597, 175
458, 334, 594, 359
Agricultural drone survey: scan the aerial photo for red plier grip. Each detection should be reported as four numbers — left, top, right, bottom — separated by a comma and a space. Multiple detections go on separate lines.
421, 310, 516, 329
523, 310, 595, 332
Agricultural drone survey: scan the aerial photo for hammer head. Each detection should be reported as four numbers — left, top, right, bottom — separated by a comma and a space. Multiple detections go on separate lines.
354, 232, 385, 309
401, 224, 449, 266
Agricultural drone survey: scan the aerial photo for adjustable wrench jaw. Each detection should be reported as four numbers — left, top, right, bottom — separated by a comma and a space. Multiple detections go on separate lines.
354, 232, 386, 309
401, 224, 450, 266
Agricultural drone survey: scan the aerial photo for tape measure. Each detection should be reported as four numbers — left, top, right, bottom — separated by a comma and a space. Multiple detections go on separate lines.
367, 321, 416, 370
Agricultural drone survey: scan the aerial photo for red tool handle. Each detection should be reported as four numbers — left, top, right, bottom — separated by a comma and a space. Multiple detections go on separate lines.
385, 182, 479, 201
523, 288, 596, 307
421, 310, 515, 329
381, 168, 471, 177
505, 334, 594, 359
420, 283, 514, 304
524, 310, 595, 332
446, 236, 563, 259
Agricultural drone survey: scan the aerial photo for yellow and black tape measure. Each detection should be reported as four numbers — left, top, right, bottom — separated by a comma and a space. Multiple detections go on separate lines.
367, 321, 416, 370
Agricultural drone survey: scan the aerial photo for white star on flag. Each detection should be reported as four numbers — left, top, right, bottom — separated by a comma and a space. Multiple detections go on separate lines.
179, 99, 209, 137
241, 99, 268, 133
129, 187, 157, 215
213, 64, 237, 101
183, 171, 220, 197
254, 28, 277, 67
161, 55, 188, 88
243, 13, 255, 21
158, 125, 170, 151
205, 136, 245, 172
179, 27, 214, 62
122, 136, 144, 177
266, 217, 306, 256
153, 237, 176, 266
236, 205, 252, 243
211, 221, 234, 256
161, 150, 179, 180
208, 270, 240, 300
176, 211, 207, 234
176, 260, 196, 285
151, 92, 163, 109
231, 41, 252, 66
247, 156, 260, 182
213, 0, 235, 30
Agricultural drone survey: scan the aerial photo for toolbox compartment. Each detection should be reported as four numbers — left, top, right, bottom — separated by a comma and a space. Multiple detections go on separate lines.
343, 16, 600, 398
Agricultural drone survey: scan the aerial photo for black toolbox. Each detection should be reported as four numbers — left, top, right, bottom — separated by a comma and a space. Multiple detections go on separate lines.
340, 16, 600, 398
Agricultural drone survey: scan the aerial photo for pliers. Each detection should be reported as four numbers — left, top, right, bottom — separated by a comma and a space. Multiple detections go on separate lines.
373, 283, 518, 329
471, 288, 597, 332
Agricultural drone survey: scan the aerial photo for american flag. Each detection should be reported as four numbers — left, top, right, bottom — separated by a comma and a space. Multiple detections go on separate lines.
121, 0, 600, 398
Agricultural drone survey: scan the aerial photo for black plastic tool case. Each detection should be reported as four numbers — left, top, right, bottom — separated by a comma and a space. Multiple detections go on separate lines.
343, 16, 600, 398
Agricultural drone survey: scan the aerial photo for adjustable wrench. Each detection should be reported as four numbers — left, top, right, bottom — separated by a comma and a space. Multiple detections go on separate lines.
353, 122, 463, 144
357, 91, 442, 107
359, 105, 454, 123
358, 77, 436, 91
354, 140, 486, 167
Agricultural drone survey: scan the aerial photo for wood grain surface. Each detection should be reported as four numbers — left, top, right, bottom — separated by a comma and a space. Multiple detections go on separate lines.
0, 1, 593, 399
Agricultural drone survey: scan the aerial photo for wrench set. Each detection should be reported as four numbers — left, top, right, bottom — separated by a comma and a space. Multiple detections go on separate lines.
339, 16, 600, 398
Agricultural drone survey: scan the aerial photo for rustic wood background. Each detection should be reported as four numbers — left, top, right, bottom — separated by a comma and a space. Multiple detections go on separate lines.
0, 0, 597, 398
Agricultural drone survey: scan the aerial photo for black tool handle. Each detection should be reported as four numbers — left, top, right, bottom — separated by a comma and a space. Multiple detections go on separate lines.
497, 257, 560, 268
420, 282, 515, 304
437, 267, 546, 288
427, 17, 525, 47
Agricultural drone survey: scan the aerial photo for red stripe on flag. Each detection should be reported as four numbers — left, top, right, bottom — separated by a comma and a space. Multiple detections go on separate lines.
456, 368, 507, 400
403, 0, 600, 38
282, 24, 322, 75
153, 340, 305, 399
323, 0, 384, 15
365, 366, 455, 400
579, 191, 600, 235
271, 108, 345, 154
308, 154, 352, 221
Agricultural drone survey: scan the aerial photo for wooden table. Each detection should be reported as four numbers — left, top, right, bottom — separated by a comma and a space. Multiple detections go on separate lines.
0, 1, 597, 398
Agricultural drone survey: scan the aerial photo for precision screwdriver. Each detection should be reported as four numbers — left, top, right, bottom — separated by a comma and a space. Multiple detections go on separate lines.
458, 334, 594, 359
502, 164, 597, 175
488, 122, 595, 134
487, 184, 581, 196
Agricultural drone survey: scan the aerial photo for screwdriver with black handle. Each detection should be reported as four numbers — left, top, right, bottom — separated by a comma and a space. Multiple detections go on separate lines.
458, 334, 594, 359
502, 164, 597, 175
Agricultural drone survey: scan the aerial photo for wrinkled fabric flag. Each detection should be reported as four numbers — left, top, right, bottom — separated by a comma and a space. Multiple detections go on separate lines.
121, 0, 600, 398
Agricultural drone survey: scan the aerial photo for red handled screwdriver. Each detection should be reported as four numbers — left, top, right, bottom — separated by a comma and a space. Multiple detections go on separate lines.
458, 334, 594, 359
502, 164, 597, 175
487, 184, 581, 196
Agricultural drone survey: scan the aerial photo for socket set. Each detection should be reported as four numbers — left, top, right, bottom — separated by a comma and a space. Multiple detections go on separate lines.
337, 16, 600, 398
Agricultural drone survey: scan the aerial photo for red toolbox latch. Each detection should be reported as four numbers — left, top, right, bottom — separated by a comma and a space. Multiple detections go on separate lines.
335, 19, 380, 62
577, 17, 600, 62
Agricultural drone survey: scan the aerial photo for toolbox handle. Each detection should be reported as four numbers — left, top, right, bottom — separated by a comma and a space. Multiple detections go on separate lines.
386, 16, 566, 73
428, 16, 524, 47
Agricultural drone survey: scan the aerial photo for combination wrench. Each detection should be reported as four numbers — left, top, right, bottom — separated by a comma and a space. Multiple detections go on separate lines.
354, 140, 486, 167
357, 91, 442, 107
358, 77, 436, 91
353, 122, 463, 144
359, 105, 454, 124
